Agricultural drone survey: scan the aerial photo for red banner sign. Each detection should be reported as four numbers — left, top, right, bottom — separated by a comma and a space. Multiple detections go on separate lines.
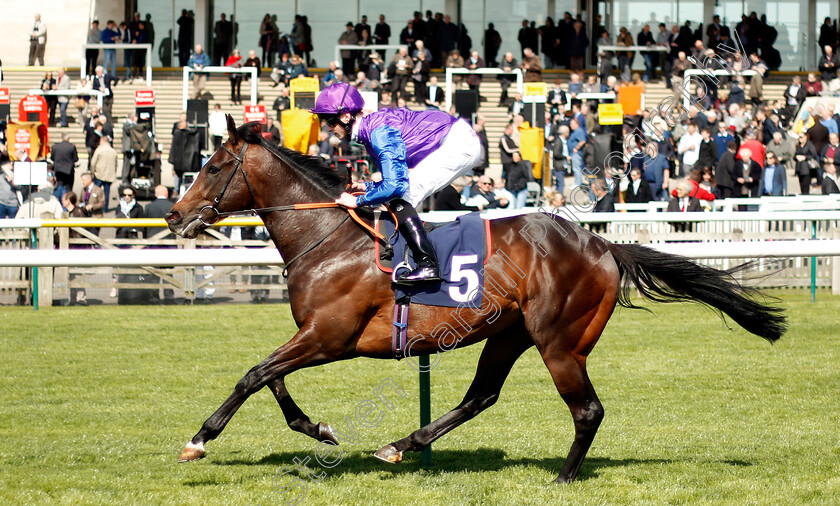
0, 88, 10, 105
18, 94, 48, 124
134, 90, 155, 107
244, 105, 267, 125
14, 129, 31, 154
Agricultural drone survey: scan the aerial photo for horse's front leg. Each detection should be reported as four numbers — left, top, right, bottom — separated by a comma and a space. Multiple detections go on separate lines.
267, 377, 339, 444
178, 327, 342, 462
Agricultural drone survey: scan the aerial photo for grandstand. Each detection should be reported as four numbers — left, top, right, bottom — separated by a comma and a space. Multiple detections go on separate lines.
0, 67, 792, 193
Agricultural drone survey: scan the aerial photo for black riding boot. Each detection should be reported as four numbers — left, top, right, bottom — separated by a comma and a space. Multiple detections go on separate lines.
390, 199, 440, 285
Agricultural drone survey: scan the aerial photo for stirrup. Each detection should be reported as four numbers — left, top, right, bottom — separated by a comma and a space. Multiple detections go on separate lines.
394, 266, 441, 286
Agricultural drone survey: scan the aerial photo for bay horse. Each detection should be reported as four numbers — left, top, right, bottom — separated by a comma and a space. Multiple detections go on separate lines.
165, 117, 786, 483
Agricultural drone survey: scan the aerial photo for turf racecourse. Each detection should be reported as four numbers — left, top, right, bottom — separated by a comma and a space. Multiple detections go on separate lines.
1, 292, 838, 505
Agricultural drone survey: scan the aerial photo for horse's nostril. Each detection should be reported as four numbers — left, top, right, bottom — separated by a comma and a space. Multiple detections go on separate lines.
165, 211, 182, 225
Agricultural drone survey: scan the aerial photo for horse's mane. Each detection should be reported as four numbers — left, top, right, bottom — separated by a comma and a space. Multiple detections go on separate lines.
238, 123, 346, 197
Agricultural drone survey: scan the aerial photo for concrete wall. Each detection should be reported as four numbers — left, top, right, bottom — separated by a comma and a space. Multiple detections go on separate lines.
1, 0, 125, 68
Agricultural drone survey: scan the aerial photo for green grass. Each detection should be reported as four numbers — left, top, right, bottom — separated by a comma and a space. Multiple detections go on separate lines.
1, 292, 839, 505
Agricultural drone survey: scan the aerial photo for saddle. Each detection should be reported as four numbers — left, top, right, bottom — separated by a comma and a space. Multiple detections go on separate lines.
370, 210, 491, 359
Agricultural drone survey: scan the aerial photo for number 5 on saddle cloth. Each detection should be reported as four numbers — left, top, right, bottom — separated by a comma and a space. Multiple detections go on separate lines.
376, 211, 490, 308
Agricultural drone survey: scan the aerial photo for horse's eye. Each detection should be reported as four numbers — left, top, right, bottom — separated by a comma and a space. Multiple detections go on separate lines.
207, 165, 221, 175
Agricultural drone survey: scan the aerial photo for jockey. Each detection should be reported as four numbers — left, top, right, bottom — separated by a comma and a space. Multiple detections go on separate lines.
311, 82, 481, 285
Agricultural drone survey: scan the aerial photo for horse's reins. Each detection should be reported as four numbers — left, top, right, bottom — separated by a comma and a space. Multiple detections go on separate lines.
196, 139, 386, 276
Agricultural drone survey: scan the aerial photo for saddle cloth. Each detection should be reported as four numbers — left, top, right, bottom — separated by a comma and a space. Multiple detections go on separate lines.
375, 211, 491, 308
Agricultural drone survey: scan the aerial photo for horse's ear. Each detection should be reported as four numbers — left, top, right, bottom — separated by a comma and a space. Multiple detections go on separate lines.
226, 114, 239, 144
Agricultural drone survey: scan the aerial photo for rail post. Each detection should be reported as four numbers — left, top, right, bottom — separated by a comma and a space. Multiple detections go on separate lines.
419, 354, 431, 468
30, 229, 38, 310
811, 220, 817, 302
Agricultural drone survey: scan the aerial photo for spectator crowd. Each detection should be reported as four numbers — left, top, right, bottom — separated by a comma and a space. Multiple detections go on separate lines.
4, 9, 840, 227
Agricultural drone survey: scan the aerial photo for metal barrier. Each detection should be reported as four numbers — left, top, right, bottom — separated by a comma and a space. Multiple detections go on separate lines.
444, 68, 523, 112
81, 43, 153, 85
181, 66, 258, 109
2, 211, 840, 307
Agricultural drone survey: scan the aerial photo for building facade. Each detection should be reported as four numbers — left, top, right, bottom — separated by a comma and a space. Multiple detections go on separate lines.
2, 0, 837, 72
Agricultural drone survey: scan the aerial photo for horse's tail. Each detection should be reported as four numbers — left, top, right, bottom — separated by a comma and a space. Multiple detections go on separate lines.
607, 243, 787, 343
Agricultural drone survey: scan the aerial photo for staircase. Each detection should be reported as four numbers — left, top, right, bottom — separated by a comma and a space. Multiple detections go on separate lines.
1, 68, 790, 187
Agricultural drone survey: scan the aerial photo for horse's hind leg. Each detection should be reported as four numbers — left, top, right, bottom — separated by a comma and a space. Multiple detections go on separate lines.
267, 377, 339, 444
375, 324, 533, 463
541, 353, 603, 483
531, 293, 615, 483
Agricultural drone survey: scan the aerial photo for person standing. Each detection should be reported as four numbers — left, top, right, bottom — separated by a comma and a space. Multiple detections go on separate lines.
463, 50, 483, 95
819, 17, 837, 56
220, 49, 243, 104
373, 14, 391, 60
28, 13, 47, 66
55, 67, 71, 127
177, 10, 194, 67
120, 21, 133, 82
497, 52, 518, 105
187, 44, 210, 100
568, 118, 587, 187
412, 50, 431, 105
114, 186, 144, 238
637, 25, 656, 82
389, 46, 412, 103
213, 14, 233, 66
91, 65, 115, 122
498, 122, 519, 176
85, 21, 101, 77
259, 14, 278, 67
144, 14, 156, 51
567, 21, 589, 75
90, 137, 118, 213
822, 159, 840, 194
715, 141, 738, 198
506, 152, 533, 209
338, 22, 359, 74
793, 133, 818, 195
51, 133, 78, 194
144, 185, 176, 303
100, 20, 120, 79
0, 163, 18, 219
521, 47, 542, 82
760, 152, 786, 196
120, 113, 138, 184
677, 122, 702, 176
40, 71, 57, 126
734, 147, 762, 198
79, 172, 105, 221
144, 185, 173, 233
552, 125, 570, 195
209, 104, 226, 151
484, 23, 502, 67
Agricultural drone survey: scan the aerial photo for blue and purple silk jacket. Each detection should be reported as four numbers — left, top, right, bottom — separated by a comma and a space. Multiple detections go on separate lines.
352, 108, 458, 207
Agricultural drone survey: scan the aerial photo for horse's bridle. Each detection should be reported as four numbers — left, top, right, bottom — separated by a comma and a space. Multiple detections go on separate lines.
197, 142, 255, 227
192, 138, 386, 276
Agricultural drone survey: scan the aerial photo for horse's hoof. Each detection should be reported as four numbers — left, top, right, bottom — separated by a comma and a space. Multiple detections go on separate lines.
317, 422, 339, 445
373, 444, 403, 464
178, 441, 206, 463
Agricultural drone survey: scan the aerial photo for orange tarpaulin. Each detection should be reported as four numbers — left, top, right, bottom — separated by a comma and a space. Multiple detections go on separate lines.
617, 83, 644, 116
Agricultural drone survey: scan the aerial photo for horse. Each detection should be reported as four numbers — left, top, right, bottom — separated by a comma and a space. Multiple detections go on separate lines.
165, 117, 786, 484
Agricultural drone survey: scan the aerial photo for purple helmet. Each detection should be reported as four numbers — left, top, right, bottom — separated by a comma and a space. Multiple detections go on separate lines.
310, 82, 365, 115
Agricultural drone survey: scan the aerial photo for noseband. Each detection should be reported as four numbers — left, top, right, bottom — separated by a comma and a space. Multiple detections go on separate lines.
191, 138, 387, 276
197, 142, 256, 227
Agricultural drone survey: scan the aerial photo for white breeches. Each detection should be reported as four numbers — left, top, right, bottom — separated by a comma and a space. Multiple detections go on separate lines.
403, 119, 482, 207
